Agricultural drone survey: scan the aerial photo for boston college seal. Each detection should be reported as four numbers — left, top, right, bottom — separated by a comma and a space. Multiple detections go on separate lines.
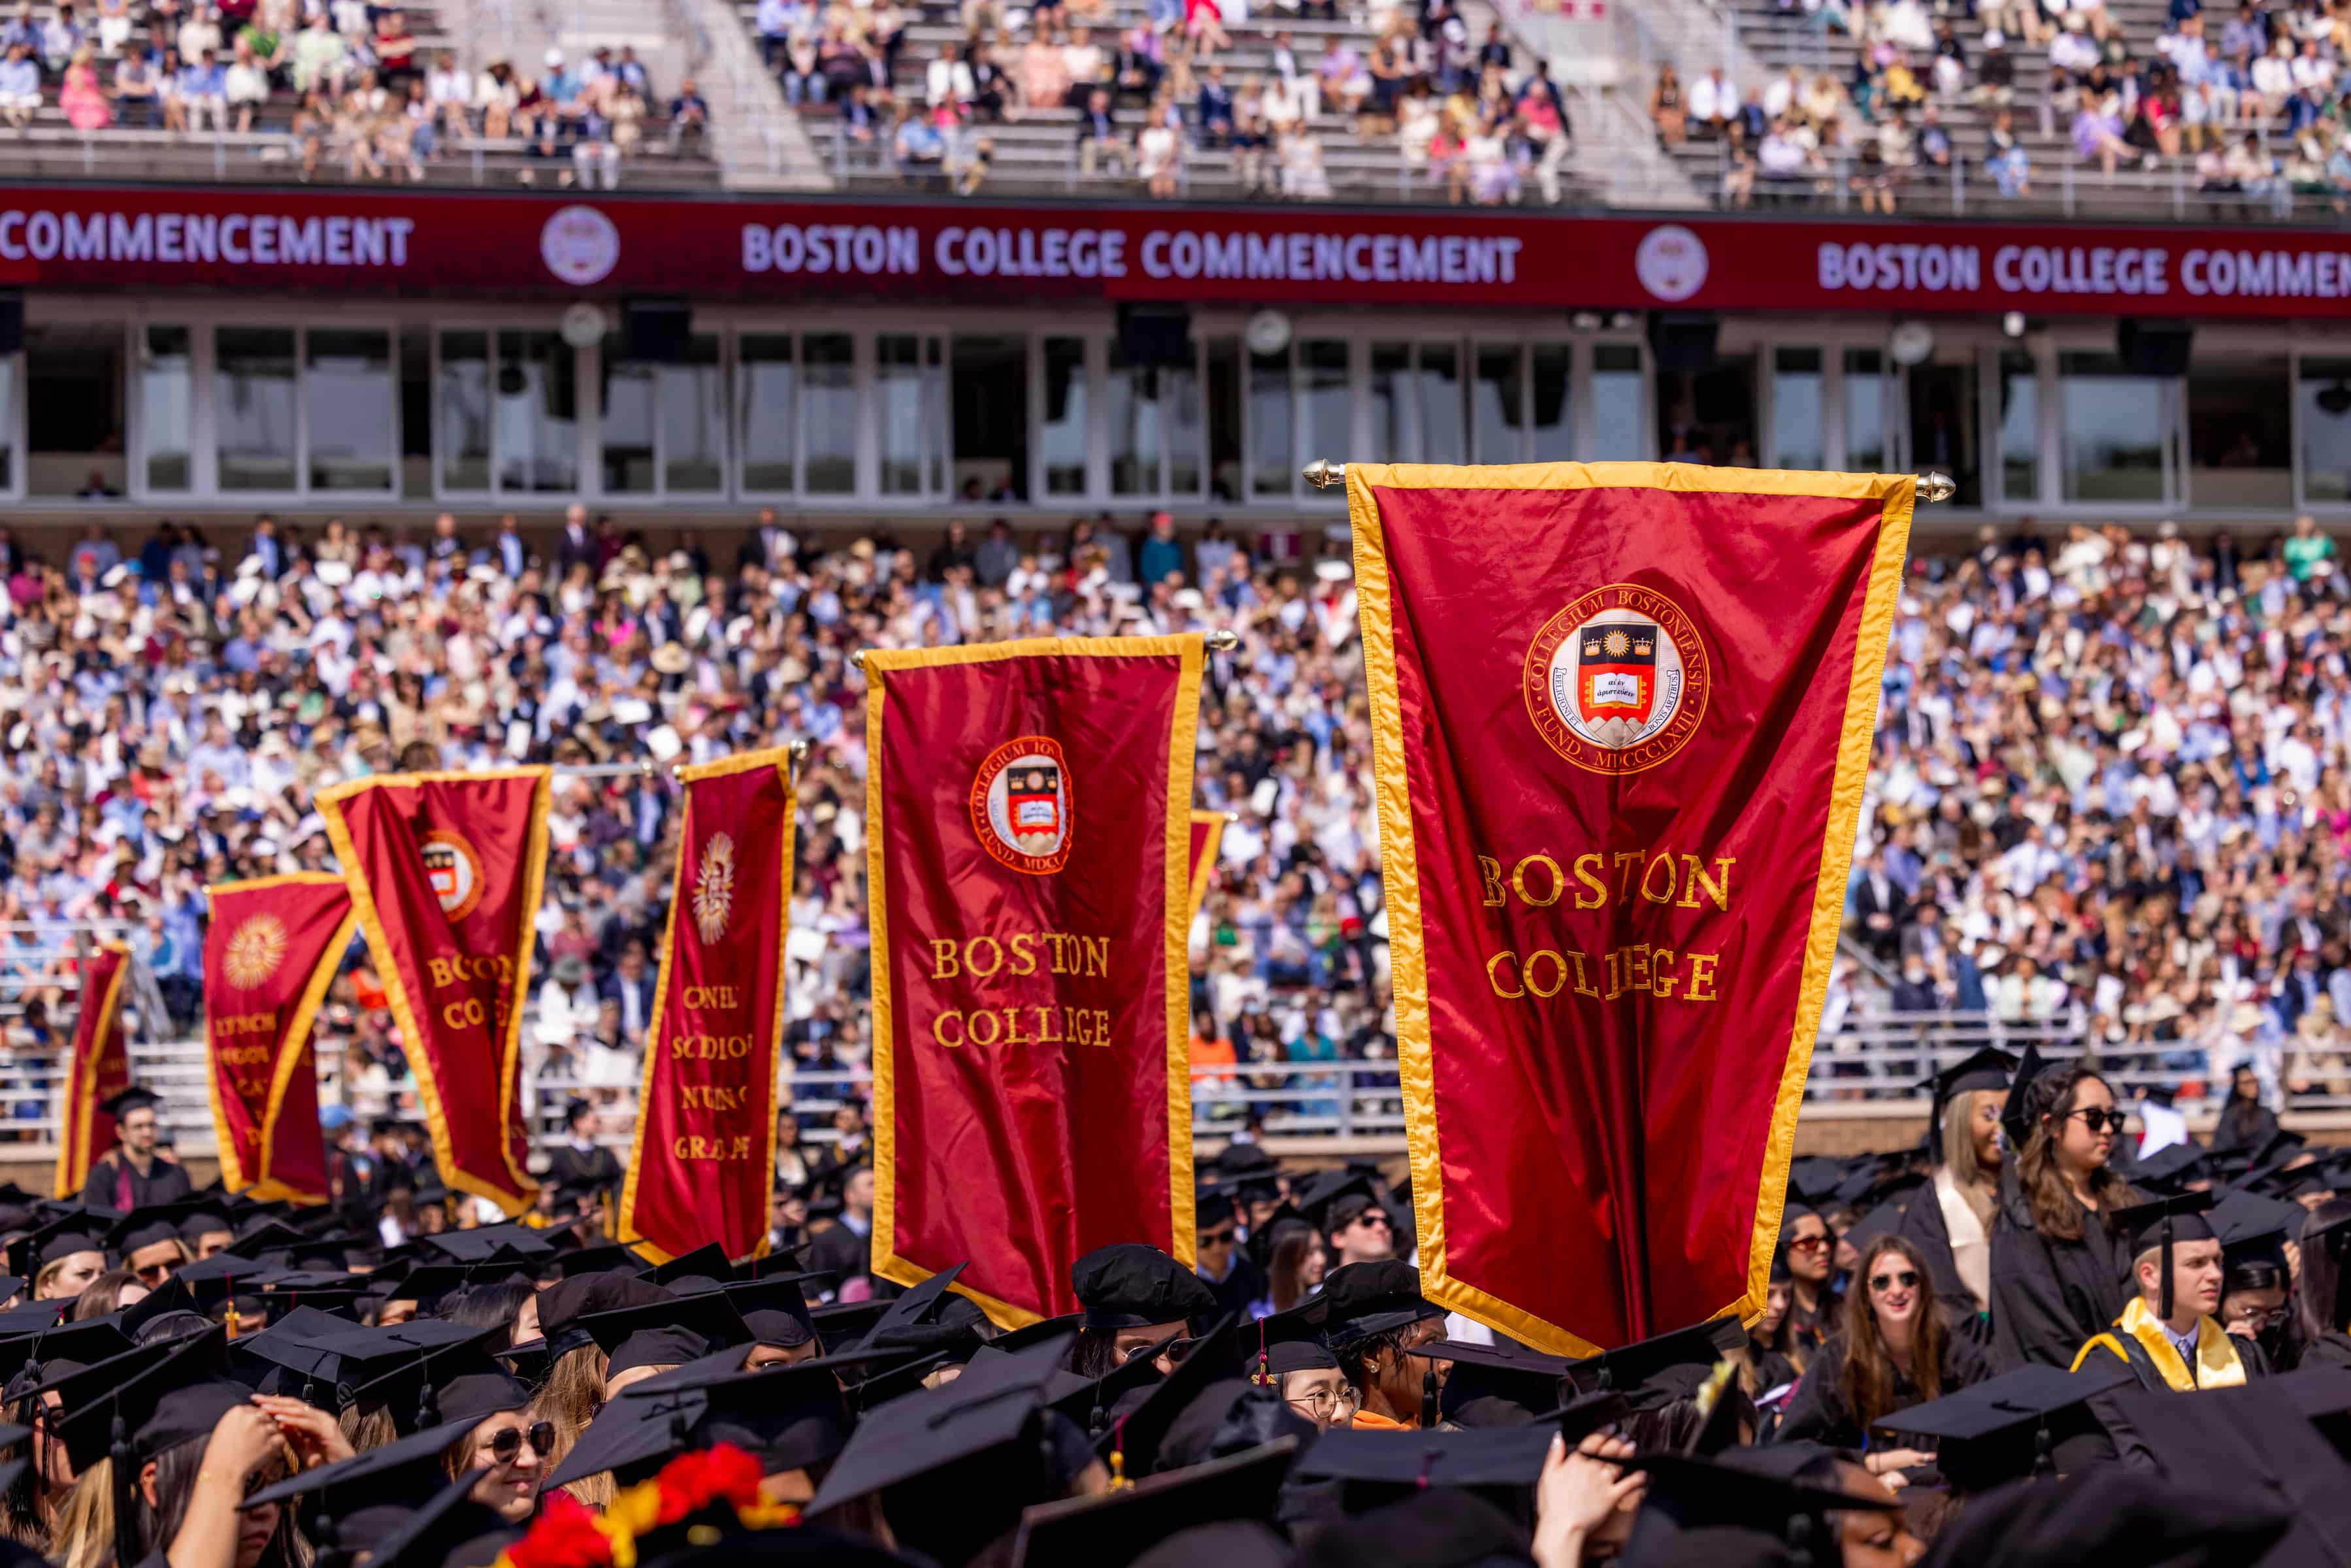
1521, 583, 1709, 776
970, 736, 1074, 874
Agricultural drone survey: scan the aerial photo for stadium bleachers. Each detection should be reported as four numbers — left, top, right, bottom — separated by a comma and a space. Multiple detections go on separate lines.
1662, 0, 2348, 221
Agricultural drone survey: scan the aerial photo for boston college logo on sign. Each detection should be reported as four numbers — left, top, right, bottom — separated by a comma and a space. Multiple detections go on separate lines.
420, 828, 487, 920
1522, 583, 1710, 776
970, 736, 1074, 874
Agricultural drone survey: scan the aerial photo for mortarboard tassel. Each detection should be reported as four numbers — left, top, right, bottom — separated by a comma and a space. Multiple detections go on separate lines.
1108, 1414, 1131, 1491
1415, 1445, 1439, 1491
2032, 1419, 2056, 1482
314, 1499, 339, 1568
2159, 1214, 2175, 1322
110, 1407, 135, 1562
1251, 1319, 1269, 1387
415, 1379, 437, 1431
225, 1301, 241, 1340
1421, 1364, 1438, 1430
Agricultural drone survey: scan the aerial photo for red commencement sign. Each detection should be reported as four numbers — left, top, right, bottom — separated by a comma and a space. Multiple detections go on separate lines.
7, 184, 2351, 319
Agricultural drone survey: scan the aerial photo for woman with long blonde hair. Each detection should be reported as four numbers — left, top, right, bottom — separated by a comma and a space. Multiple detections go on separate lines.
1899, 1047, 2013, 1330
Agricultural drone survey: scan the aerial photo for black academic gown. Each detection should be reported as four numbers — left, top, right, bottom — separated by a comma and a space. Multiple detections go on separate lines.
1988, 1190, 2135, 1372
544, 1141, 625, 1200
1897, 1178, 1986, 1327
1198, 1251, 1266, 1320
802, 1218, 871, 1284
1774, 1330, 1998, 1450
2074, 1305, 2271, 1469
2297, 1331, 2351, 1372
76, 1151, 193, 1211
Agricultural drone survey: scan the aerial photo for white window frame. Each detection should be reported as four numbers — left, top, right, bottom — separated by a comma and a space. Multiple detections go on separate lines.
597, 325, 732, 504
428, 321, 589, 503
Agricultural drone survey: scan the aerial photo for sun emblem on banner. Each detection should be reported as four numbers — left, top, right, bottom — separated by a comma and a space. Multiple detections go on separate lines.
419, 829, 487, 921
693, 832, 736, 944
1521, 583, 1711, 776
970, 736, 1074, 875
223, 914, 288, 990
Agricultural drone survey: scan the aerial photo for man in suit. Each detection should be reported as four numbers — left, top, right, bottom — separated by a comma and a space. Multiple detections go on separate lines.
599, 939, 659, 1047
555, 502, 598, 578
1852, 849, 1909, 964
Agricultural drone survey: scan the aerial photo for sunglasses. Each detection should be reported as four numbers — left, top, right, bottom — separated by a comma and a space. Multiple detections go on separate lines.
1869, 1270, 1920, 1293
486, 1422, 554, 1465
1198, 1228, 1237, 1247
1788, 1234, 1833, 1252
135, 1261, 175, 1284
2068, 1108, 2128, 1134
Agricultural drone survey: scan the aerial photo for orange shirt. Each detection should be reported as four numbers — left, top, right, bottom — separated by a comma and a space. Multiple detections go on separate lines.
1351, 1407, 1416, 1431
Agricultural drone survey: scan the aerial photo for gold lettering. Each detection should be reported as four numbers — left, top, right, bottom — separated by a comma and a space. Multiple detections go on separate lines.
1675, 855, 1735, 912
934, 1011, 966, 1048
1523, 949, 1568, 999
1613, 851, 1645, 902
1001, 1007, 1030, 1046
968, 1009, 1002, 1047
1626, 945, 1652, 993
680, 985, 742, 1009
1567, 949, 1599, 998
1573, 854, 1606, 909
1686, 953, 1720, 1003
1651, 949, 1679, 998
1639, 855, 1677, 906
1083, 936, 1110, 977
1486, 951, 1523, 999
1477, 856, 1506, 908
929, 939, 961, 980
1511, 854, 1564, 908
966, 937, 1004, 978
1009, 933, 1038, 975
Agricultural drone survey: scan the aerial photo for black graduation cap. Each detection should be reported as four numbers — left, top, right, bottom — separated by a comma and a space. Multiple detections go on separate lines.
1294, 1424, 1556, 1497
1316, 1260, 1445, 1343
353, 1473, 519, 1568
665, 1352, 893, 1477
95, 1086, 163, 1121
1920, 1046, 2018, 1152
1042, 1328, 1174, 1441
418, 1225, 555, 1263
2101, 1380, 2351, 1567
1923, 1460, 2291, 1568
577, 1290, 751, 1379
1294, 1171, 1386, 1236
535, 1271, 668, 1345
991, 1311, 1085, 1355
1839, 1200, 1908, 1258
548, 1244, 651, 1280
1247, 1306, 1334, 1383
1620, 1447, 1901, 1562
50, 1326, 252, 1475
7, 1213, 108, 1279
1999, 1037, 2048, 1156
1072, 1245, 1217, 1331
341, 1328, 533, 1435
1093, 1316, 1243, 1478
244, 1410, 492, 1563
106, 1201, 212, 1259
721, 1277, 817, 1348
806, 1326, 1076, 1518
542, 1384, 708, 1492
0, 1313, 127, 1397
808, 1300, 891, 1348
651, 1245, 736, 1289
389, 1259, 535, 1315
177, 1209, 237, 1250
1877, 1363, 2133, 1490
225, 1220, 314, 1261
2112, 1190, 2216, 1321
241, 1317, 481, 1408
2211, 1188, 2301, 1262
1563, 1318, 1745, 1408
1407, 1338, 1571, 1426
2128, 1141, 2207, 1194
122, 1277, 210, 1345
1784, 1157, 1847, 1209
1010, 1438, 1298, 1568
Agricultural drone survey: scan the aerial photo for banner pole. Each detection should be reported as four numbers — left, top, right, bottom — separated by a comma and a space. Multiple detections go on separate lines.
849, 631, 1237, 674
1302, 461, 1959, 503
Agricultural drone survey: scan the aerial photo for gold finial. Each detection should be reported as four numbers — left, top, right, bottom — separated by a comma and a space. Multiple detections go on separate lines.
1916, 471, 1956, 504
1302, 459, 1347, 489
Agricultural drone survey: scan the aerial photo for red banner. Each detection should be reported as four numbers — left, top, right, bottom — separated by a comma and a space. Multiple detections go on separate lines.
317, 769, 551, 1215
1185, 811, 1226, 921
867, 637, 1203, 1326
53, 941, 131, 1200
1, 183, 2348, 319
619, 747, 797, 1264
203, 874, 356, 1204
1352, 463, 1911, 1354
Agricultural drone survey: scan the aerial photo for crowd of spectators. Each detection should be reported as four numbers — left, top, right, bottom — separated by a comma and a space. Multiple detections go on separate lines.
0, 0, 709, 185
771, 0, 1575, 202
1658, 0, 2351, 211
10, 502, 2351, 1148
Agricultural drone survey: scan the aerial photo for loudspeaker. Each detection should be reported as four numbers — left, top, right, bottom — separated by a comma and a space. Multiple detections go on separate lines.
2117, 318, 2192, 378
1646, 312, 1718, 375
0, 292, 22, 357
1116, 302, 1192, 369
621, 296, 694, 364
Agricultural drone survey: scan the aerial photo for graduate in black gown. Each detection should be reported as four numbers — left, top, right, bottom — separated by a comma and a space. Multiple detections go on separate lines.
1898, 1047, 2014, 1338
75, 1088, 194, 1211
2295, 1200, 2351, 1371
1990, 1061, 2140, 1371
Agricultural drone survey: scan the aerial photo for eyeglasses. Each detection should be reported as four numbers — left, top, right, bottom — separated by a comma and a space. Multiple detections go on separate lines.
2229, 1304, 2290, 1331
134, 1260, 175, 1285
2069, 1108, 2129, 1134
1788, 1234, 1833, 1253
1869, 1270, 1920, 1293
486, 1422, 554, 1465
1199, 1228, 1237, 1247
1287, 1384, 1358, 1419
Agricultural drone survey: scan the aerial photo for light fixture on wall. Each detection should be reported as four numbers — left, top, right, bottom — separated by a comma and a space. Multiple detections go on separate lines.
1244, 310, 1293, 357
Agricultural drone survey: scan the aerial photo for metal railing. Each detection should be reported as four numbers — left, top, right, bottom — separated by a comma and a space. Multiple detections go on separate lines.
2, 1007, 2324, 1168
